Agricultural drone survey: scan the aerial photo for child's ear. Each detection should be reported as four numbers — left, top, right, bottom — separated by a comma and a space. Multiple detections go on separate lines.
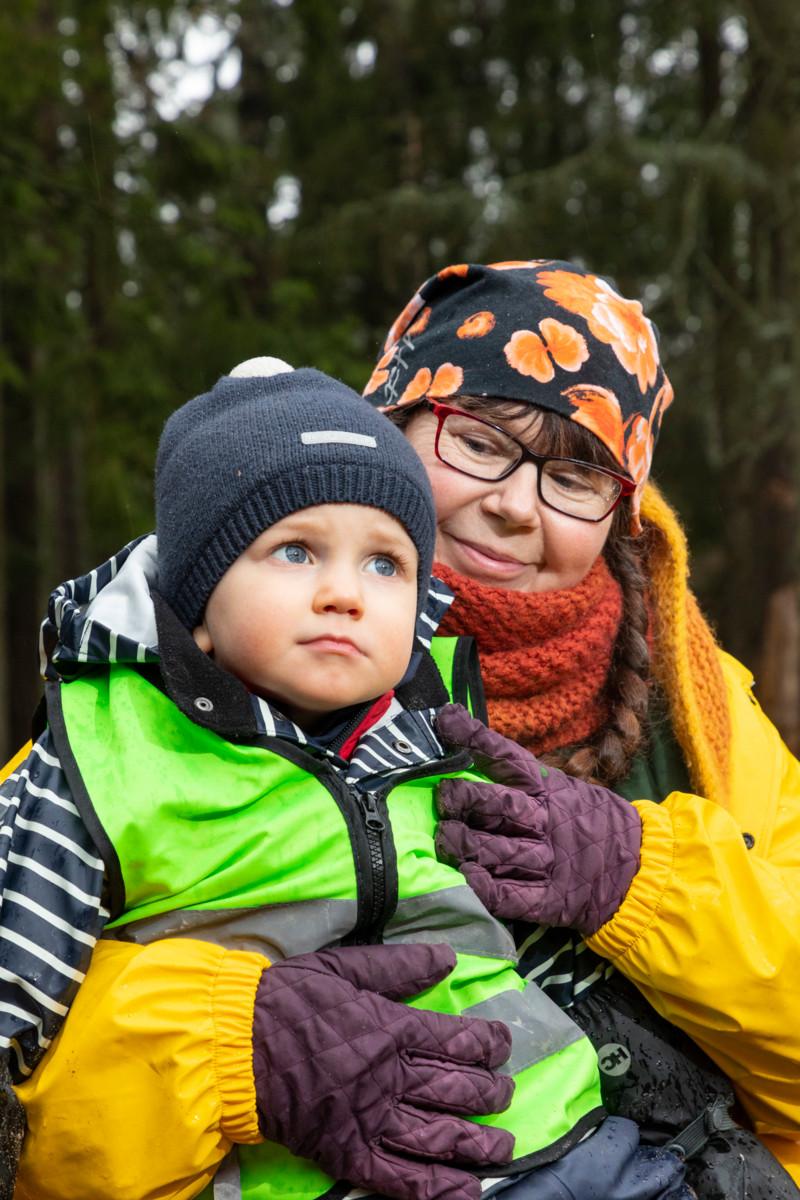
192, 622, 213, 654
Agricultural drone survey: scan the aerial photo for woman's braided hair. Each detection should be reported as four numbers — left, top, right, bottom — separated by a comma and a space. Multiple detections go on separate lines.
556, 502, 652, 785
389, 397, 653, 785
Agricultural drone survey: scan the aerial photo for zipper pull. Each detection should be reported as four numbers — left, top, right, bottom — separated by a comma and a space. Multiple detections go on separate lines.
359, 791, 385, 832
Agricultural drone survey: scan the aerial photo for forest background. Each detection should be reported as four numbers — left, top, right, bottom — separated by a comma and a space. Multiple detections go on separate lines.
1, 0, 799, 760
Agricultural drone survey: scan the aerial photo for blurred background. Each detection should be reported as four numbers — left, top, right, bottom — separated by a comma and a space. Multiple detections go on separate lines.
1, 0, 798, 759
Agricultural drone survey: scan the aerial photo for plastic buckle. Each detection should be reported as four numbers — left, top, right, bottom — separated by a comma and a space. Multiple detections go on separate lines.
666, 1095, 738, 1160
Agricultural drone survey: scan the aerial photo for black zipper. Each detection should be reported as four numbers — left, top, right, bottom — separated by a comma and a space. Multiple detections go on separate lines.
338, 746, 473, 946
245, 734, 473, 948
355, 790, 387, 939
327, 702, 373, 758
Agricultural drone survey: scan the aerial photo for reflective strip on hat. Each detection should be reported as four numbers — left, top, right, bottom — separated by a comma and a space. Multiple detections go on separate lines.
300, 430, 377, 447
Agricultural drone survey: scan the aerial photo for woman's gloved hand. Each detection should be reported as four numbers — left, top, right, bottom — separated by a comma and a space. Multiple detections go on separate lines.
435, 704, 643, 937
252, 941, 515, 1200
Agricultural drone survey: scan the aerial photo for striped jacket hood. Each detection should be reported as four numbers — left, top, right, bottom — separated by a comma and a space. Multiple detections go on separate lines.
40, 537, 160, 686
40, 535, 161, 682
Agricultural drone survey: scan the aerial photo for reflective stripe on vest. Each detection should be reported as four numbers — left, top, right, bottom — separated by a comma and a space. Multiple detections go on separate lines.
52, 655, 603, 1198
211, 1151, 240, 1200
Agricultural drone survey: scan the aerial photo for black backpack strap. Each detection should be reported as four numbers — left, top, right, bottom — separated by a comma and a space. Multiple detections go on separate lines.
395, 645, 450, 711
452, 637, 487, 722
30, 692, 47, 741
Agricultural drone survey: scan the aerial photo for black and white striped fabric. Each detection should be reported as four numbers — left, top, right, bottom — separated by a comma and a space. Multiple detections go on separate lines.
0, 731, 107, 1078
515, 922, 614, 1009
40, 534, 159, 683
252, 692, 446, 791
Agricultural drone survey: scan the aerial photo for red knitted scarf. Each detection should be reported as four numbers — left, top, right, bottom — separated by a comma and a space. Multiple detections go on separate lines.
435, 558, 623, 754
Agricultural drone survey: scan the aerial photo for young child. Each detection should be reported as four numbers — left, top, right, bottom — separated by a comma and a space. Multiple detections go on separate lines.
6, 360, 690, 1200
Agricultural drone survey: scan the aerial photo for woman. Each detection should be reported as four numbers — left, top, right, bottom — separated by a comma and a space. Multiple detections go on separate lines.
362, 258, 800, 1195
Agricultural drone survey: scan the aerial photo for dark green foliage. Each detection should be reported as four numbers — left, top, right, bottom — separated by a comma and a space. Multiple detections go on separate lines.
1, 0, 798, 755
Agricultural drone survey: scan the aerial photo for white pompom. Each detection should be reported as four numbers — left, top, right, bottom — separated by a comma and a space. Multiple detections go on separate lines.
228, 356, 294, 378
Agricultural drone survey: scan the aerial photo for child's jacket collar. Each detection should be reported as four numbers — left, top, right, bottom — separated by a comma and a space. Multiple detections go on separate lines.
150, 588, 448, 785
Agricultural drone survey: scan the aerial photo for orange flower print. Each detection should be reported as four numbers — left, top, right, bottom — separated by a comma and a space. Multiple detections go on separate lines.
428, 362, 464, 398
537, 269, 598, 315
408, 306, 432, 337
562, 384, 627, 463
538, 318, 589, 372
624, 378, 673, 483
504, 330, 554, 383
437, 264, 469, 280
537, 269, 659, 394
457, 311, 496, 339
650, 378, 674, 435
504, 320, 589, 382
398, 367, 432, 406
383, 291, 426, 353
363, 344, 400, 397
589, 279, 659, 393
487, 260, 547, 270
363, 366, 389, 396
625, 414, 654, 485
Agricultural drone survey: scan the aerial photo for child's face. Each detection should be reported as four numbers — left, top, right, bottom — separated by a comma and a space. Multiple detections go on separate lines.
193, 504, 419, 729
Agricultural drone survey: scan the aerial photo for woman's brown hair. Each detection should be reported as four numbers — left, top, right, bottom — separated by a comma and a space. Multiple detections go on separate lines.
388, 397, 652, 785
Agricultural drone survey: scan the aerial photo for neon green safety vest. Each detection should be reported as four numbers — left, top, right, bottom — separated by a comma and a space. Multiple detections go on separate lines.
48, 638, 604, 1200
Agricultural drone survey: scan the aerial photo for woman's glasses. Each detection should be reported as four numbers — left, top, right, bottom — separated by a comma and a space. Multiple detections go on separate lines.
424, 401, 636, 523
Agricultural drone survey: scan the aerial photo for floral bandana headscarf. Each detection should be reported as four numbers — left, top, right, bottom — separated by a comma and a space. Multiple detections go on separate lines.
363, 259, 674, 532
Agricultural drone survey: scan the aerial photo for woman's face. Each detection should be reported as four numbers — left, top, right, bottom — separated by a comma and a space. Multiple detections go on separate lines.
404, 406, 614, 593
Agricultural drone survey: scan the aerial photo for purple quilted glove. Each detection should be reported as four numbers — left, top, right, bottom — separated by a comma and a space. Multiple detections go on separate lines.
435, 704, 642, 937
252, 942, 515, 1200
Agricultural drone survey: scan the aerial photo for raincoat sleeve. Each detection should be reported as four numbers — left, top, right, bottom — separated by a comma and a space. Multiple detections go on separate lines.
14, 937, 268, 1200
588, 652, 800, 1175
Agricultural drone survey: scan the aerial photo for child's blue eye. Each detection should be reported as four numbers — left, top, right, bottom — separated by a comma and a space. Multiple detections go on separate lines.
368, 556, 397, 577
273, 543, 309, 564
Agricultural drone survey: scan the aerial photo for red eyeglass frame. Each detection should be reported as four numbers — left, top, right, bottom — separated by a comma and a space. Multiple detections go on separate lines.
423, 400, 637, 522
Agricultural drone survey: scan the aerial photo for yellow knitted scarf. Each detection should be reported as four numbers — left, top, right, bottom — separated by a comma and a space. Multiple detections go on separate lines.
641, 482, 731, 806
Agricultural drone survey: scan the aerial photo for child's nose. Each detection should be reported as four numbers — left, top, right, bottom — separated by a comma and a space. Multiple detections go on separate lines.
313, 567, 364, 617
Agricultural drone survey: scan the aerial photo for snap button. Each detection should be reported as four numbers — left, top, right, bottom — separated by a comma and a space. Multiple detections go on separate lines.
392, 738, 412, 754
194, 696, 214, 713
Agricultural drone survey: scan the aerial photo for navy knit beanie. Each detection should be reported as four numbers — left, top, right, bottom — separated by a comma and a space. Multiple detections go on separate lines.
156, 358, 436, 629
